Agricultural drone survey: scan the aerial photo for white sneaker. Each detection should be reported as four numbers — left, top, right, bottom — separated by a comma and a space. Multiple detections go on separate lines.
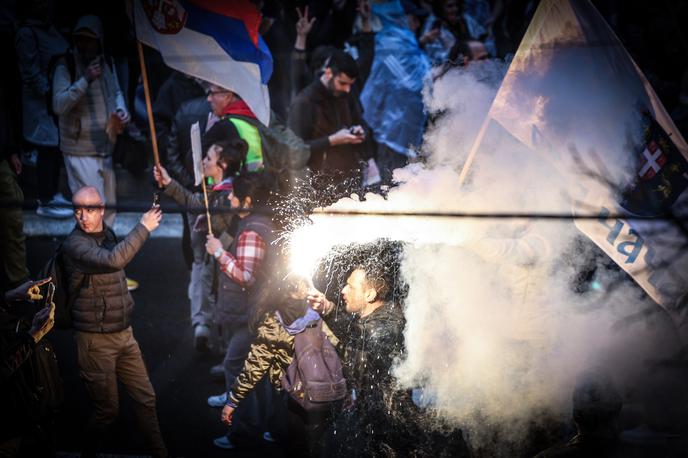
207, 392, 227, 407
263, 431, 277, 443
36, 200, 72, 219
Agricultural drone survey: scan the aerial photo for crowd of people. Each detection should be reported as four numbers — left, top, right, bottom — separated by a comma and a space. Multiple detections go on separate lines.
1, 0, 688, 457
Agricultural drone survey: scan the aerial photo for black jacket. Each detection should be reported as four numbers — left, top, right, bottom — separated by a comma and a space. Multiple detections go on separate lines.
290, 31, 376, 99
288, 79, 373, 175
165, 96, 210, 188
153, 71, 205, 164
63, 223, 149, 333
323, 303, 419, 456
324, 303, 407, 408
0, 303, 62, 441
0, 307, 38, 440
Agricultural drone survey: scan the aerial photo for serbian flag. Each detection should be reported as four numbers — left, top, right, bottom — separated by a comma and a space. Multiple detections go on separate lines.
462, 0, 688, 336
134, 0, 273, 125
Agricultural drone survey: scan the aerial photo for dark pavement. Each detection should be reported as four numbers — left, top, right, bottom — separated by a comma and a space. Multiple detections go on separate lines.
26, 236, 285, 458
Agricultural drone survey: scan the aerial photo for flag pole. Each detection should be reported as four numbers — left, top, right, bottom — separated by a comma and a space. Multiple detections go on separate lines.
136, 41, 161, 172
458, 115, 491, 186
200, 173, 214, 237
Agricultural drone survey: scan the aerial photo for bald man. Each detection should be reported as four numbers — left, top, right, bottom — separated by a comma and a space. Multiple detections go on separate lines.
62, 186, 167, 457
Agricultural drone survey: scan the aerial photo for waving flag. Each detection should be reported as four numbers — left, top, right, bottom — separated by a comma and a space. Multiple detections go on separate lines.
463, 0, 688, 334
134, 0, 273, 125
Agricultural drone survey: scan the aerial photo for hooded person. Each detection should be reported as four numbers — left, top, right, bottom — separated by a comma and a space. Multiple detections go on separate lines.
360, 0, 431, 185
52, 14, 130, 227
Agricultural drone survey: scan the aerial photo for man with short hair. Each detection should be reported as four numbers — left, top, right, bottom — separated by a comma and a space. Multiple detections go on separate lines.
62, 186, 167, 457
288, 49, 373, 195
309, 243, 417, 456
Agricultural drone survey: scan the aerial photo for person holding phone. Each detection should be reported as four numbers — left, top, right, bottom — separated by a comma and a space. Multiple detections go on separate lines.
288, 49, 374, 198
52, 15, 129, 228
61, 186, 167, 458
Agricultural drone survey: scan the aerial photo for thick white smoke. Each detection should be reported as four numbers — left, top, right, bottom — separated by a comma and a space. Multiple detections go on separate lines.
286, 58, 683, 454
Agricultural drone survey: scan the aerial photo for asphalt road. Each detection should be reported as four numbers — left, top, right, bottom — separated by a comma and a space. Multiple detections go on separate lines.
26, 236, 284, 458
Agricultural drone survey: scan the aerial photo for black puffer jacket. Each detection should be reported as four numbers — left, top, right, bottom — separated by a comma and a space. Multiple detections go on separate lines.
63, 223, 149, 333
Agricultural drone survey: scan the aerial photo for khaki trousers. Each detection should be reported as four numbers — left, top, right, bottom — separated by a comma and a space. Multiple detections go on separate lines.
75, 327, 167, 457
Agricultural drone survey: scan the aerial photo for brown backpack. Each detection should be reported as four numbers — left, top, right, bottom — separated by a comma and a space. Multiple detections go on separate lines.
281, 319, 347, 411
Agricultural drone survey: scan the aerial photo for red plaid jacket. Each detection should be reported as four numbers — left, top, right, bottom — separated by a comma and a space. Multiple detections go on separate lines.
216, 231, 266, 288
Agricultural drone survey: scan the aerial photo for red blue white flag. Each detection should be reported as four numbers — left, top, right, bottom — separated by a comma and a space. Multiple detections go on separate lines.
134, 0, 273, 125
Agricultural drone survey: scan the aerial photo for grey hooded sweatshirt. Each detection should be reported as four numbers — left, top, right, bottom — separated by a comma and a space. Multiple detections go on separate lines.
52, 15, 127, 156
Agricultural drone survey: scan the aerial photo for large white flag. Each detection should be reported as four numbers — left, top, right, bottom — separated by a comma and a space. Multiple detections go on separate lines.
468, 0, 688, 331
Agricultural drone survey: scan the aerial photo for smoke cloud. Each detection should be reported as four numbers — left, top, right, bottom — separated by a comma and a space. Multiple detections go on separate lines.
286, 57, 684, 455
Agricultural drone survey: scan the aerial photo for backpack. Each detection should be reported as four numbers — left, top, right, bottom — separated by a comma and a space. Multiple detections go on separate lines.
281, 319, 347, 411
37, 242, 87, 329
230, 113, 311, 194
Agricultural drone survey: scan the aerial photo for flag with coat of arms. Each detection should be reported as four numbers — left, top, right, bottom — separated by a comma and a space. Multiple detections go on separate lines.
463, 0, 688, 335
134, 0, 273, 126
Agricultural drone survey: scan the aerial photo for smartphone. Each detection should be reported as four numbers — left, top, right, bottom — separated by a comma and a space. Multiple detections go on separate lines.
152, 192, 160, 208
349, 126, 364, 137
45, 282, 55, 306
